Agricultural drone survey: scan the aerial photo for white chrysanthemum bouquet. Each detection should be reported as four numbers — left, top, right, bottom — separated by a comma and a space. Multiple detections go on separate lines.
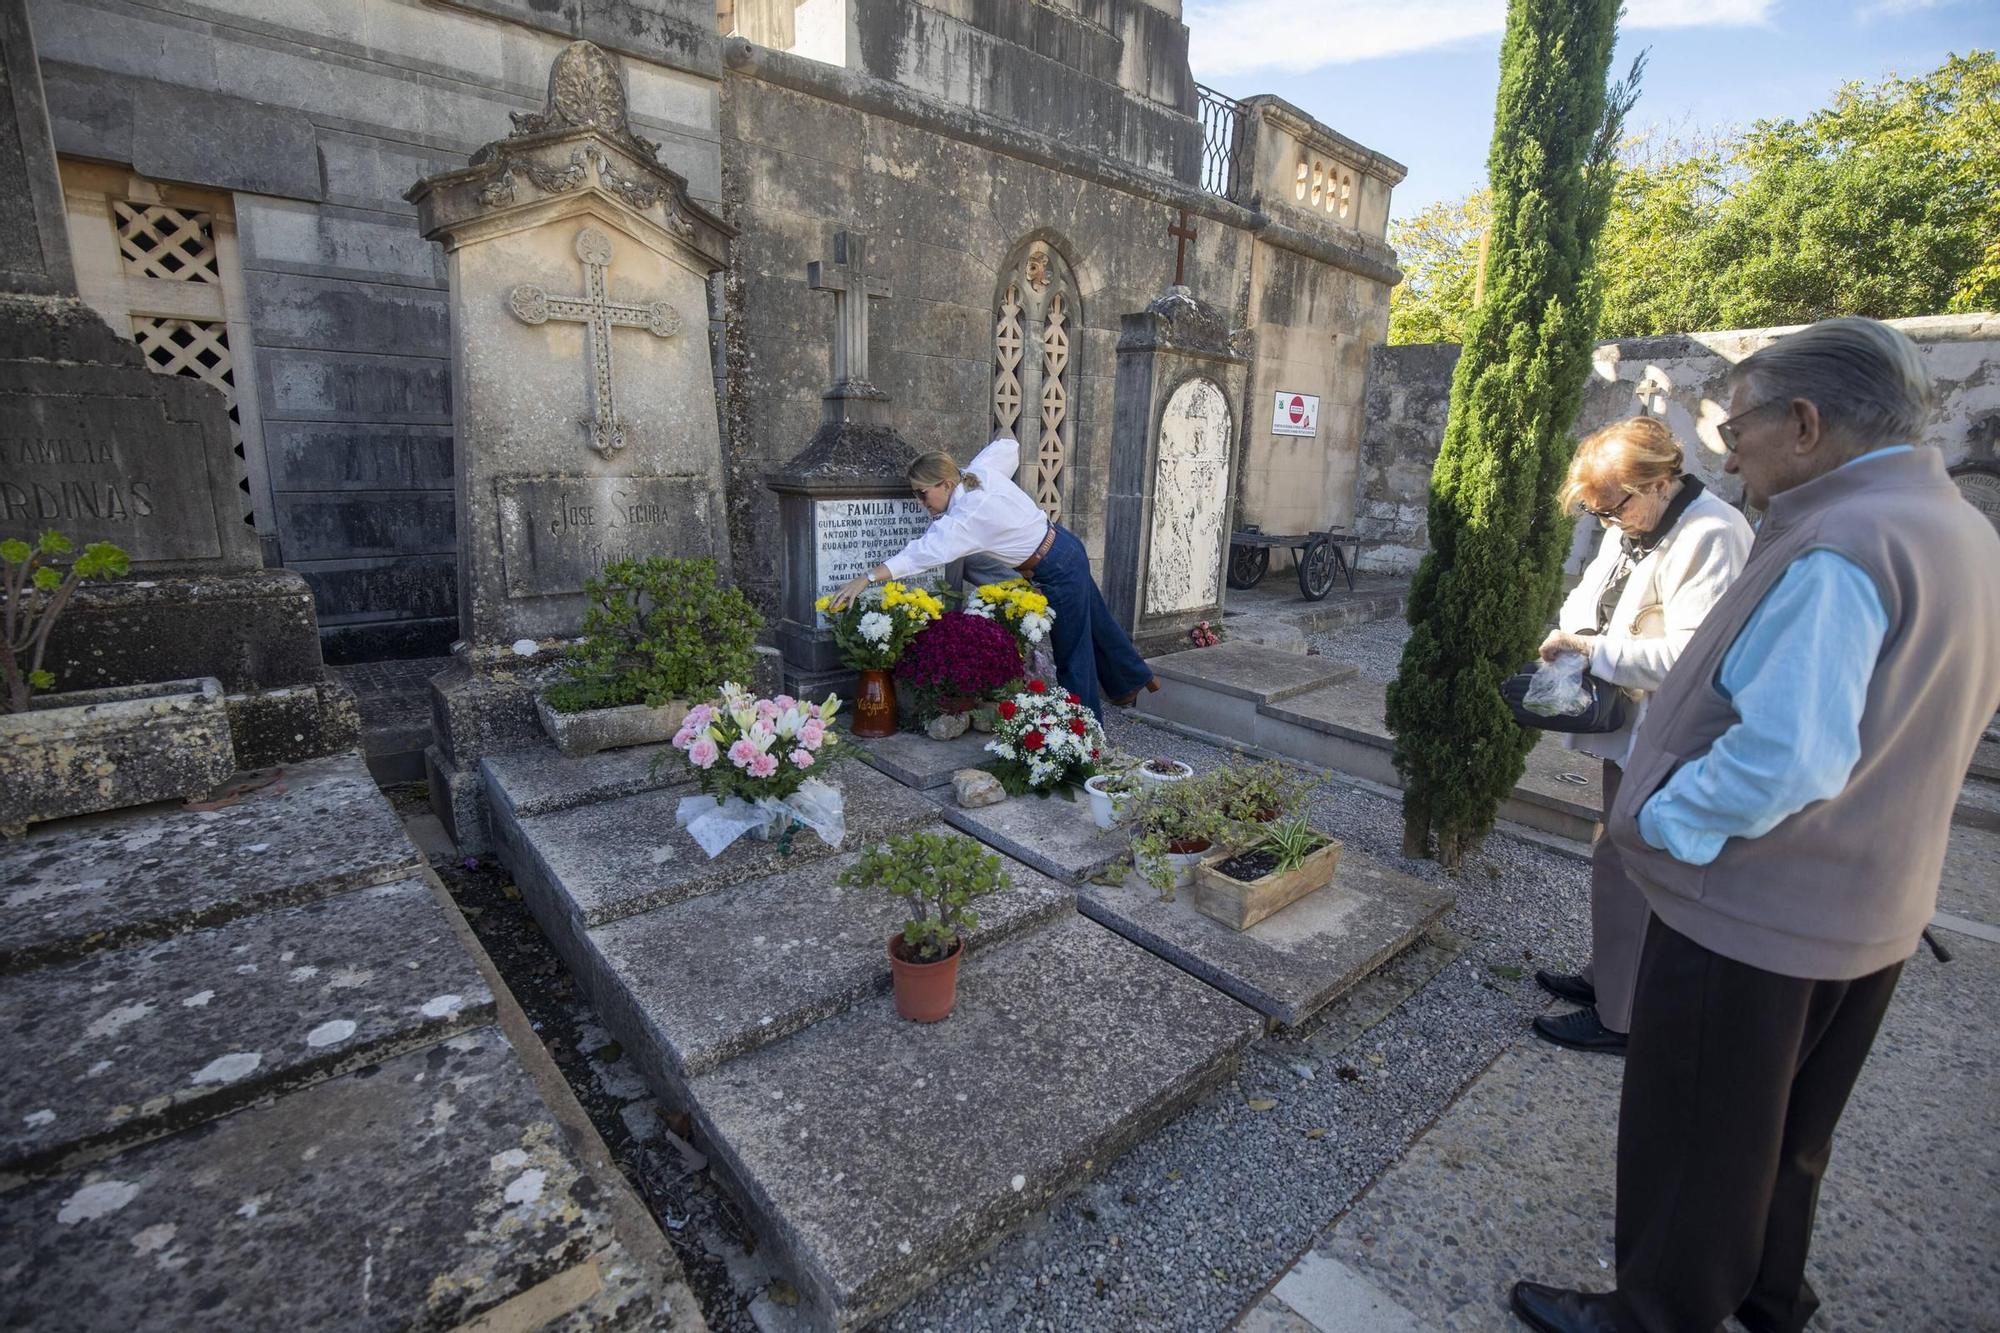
983, 678, 1103, 799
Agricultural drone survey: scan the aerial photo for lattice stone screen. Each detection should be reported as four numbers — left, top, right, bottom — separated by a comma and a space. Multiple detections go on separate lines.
112, 202, 221, 283
990, 241, 1078, 520
132, 317, 242, 448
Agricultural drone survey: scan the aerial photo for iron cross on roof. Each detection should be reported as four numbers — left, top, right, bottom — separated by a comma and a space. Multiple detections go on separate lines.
1168, 206, 1197, 286
807, 231, 891, 391
507, 225, 680, 458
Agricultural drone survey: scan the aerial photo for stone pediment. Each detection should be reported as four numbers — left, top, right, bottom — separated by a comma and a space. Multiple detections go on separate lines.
406, 41, 730, 269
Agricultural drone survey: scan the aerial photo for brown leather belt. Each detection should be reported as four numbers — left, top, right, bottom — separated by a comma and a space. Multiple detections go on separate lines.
1015, 524, 1057, 578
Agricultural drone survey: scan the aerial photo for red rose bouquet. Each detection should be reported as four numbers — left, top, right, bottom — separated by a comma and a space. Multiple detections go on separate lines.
984, 679, 1104, 798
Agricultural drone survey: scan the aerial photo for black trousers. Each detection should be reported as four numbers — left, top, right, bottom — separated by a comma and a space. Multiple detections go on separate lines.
1613, 916, 1903, 1333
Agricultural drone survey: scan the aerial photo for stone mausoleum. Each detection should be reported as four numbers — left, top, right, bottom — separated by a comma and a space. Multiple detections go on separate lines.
21, 0, 1404, 663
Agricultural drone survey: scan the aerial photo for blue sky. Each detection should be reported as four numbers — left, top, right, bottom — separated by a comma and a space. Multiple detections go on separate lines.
1185, 0, 1997, 220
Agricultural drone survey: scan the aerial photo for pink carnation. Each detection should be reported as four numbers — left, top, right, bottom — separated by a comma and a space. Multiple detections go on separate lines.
749, 752, 779, 779
756, 699, 781, 721
790, 748, 815, 769
687, 736, 720, 769
798, 718, 825, 749
684, 704, 714, 730
774, 694, 797, 710
728, 738, 760, 769
672, 723, 697, 750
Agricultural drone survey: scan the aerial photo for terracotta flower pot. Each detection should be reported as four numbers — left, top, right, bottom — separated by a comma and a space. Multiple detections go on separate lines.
851, 668, 898, 738
887, 933, 963, 1022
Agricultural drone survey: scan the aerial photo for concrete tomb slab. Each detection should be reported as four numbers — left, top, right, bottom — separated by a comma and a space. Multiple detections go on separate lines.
689, 913, 1262, 1330
0, 753, 423, 974
587, 835, 1074, 1092
481, 739, 691, 817
0, 876, 493, 1178
1149, 640, 1358, 704
0, 1026, 670, 1331
1077, 845, 1455, 1026
499, 759, 935, 934
940, 788, 1130, 884
849, 725, 996, 789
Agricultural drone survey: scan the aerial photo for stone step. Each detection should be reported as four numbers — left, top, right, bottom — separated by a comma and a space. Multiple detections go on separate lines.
1139, 641, 1359, 739
940, 786, 1130, 884
481, 740, 690, 817
1, 1025, 676, 1331
487, 759, 937, 967
0, 753, 425, 975
581, 835, 1075, 1103
1077, 844, 1455, 1026
0, 876, 493, 1182
687, 913, 1262, 1330
849, 725, 995, 790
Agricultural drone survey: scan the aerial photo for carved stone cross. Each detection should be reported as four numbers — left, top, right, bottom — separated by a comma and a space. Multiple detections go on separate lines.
1168, 207, 1197, 287
807, 231, 891, 391
508, 225, 680, 458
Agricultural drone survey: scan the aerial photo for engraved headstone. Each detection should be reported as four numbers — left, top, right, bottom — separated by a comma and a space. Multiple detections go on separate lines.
405, 40, 734, 848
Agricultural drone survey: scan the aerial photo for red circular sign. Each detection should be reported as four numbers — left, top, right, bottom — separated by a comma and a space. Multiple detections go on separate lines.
1288, 395, 1306, 424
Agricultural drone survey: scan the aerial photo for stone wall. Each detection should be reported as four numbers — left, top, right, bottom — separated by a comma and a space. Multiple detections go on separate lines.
29, 0, 722, 661
1355, 312, 2000, 574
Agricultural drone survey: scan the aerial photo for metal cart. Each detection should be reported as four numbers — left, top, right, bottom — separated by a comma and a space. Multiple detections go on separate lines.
1225, 525, 1359, 601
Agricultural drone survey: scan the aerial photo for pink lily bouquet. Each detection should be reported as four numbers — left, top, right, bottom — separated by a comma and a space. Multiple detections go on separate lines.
669, 682, 847, 856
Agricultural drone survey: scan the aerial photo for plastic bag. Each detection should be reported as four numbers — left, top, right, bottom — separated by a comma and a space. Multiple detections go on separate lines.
1522, 651, 1593, 717
672, 778, 847, 859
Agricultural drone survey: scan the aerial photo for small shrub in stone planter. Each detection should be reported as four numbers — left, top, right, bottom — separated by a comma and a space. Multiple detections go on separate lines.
3, 678, 237, 832
540, 557, 760, 757
839, 830, 1007, 1022
2, 531, 130, 713
1194, 816, 1343, 930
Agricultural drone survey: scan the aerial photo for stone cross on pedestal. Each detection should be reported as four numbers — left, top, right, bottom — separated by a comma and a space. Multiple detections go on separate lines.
807, 231, 890, 407
1168, 207, 1198, 287
508, 224, 681, 458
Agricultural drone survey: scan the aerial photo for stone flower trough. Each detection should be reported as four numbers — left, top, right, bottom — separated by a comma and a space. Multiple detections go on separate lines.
2, 677, 236, 830
535, 693, 690, 758
1192, 835, 1344, 931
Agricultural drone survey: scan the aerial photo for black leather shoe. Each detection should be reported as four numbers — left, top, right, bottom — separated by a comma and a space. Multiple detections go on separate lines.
1531, 1005, 1627, 1054
1510, 1280, 1628, 1332
1535, 969, 1596, 1005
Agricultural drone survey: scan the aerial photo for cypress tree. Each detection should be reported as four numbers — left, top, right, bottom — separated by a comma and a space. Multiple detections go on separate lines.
1385, 0, 1640, 866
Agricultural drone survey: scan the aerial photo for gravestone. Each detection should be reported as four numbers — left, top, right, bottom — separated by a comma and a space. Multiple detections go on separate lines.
0, 4, 354, 769
767, 230, 927, 700
406, 40, 733, 850
1101, 287, 1249, 655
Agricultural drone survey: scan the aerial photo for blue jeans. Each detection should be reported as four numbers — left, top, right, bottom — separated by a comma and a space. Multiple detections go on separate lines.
1032, 525, 1153, 720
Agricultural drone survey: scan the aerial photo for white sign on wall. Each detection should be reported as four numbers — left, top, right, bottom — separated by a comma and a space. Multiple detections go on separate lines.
1271, 391, 1320, 438
811, 497, 934, 622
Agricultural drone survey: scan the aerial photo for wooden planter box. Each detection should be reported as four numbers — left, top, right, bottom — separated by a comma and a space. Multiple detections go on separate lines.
1192, 836, 1343, 931
535, 693, 689, 758
2, 677, 236, 832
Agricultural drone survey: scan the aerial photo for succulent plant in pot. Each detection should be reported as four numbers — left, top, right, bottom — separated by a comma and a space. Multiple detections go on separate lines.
838, 830, 1008, 1022
1126, 772, 1229, 899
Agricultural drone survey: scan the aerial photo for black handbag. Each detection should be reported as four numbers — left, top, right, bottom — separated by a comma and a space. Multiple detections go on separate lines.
1499, 660, 1630, 734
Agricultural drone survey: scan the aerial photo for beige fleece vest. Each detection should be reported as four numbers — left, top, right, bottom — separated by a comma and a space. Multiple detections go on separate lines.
1607, 448, 2000, 979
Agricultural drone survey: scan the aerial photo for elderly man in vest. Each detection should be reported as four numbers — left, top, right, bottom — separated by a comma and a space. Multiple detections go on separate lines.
1512, 316, 2000, 1333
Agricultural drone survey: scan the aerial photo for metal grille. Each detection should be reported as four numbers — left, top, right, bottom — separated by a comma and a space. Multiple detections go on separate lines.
113, 202, 220, 283
1194, 83, 1245, 201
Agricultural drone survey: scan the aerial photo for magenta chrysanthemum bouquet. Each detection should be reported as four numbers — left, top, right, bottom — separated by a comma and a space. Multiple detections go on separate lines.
894, 610, 1024, 720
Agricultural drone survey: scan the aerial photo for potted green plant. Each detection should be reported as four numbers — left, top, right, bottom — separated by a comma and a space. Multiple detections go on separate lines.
1083, 768, 1137, 829
2, 532, 235, 832
1212, 760, 1318, 828
839, 830, 1007, 1022
1127, 772, 1230, 899
816, 580, 944, 738
539, 556, 760, 757
1134, 755, 1194, 785
1193, 815, 1344, 930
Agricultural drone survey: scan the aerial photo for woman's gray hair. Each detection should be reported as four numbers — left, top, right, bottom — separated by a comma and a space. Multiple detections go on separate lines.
1730, 316, 1934, 451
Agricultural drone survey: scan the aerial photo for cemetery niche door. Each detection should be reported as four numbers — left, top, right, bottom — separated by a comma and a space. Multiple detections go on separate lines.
991, 238, 1080, 522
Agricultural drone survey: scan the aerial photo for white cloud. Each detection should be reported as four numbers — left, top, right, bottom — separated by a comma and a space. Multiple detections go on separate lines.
1855, 0, 1958, 16
1187, 0, 1779, 78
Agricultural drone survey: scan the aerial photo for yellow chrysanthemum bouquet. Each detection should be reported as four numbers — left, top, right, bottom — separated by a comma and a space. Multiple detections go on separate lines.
966, 578, 1056, 658
816, 580, 946, 670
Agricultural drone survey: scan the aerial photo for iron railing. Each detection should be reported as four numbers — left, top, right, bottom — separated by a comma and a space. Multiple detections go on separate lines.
1194, 83, 1246, 201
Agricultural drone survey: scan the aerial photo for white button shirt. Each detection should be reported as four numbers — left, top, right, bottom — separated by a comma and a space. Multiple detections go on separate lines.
883, 437, 1051, 579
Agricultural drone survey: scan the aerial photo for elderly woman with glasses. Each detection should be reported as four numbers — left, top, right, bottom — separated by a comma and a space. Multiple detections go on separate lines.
826, 435, 1157, 720
1528, 416, 1754, 1055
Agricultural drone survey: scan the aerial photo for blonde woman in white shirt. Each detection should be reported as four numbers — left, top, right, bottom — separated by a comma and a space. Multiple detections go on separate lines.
1530, 416, 1754, 1054
827, 436, 1157, 719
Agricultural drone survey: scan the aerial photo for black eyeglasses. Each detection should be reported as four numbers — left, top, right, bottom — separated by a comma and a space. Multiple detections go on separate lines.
1716, 399, 1784, 453
1580, 492, 1635, 521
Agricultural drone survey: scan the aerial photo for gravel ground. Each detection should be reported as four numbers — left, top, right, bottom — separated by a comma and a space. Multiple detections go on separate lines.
1305, 615, 1413, 686
387, 613, 1601, 1333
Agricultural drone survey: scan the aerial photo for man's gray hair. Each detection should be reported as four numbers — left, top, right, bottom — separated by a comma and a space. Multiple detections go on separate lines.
1730, 316, 1934, 450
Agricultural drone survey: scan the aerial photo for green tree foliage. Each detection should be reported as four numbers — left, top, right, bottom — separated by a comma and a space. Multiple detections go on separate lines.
1384, 0, 1633, 866
1388, 51, 1999, 345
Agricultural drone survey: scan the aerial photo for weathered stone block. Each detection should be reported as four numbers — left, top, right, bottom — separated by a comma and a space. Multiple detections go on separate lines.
535, 693, 690, 758
940, 790, 1130, 884
40, 571, 328, 694
0, 678, 234, 832
223, 678, 361, 770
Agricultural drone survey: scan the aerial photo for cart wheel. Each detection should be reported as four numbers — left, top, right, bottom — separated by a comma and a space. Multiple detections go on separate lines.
1298, 537, 1337, 601
1227, 543, 1269, 590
